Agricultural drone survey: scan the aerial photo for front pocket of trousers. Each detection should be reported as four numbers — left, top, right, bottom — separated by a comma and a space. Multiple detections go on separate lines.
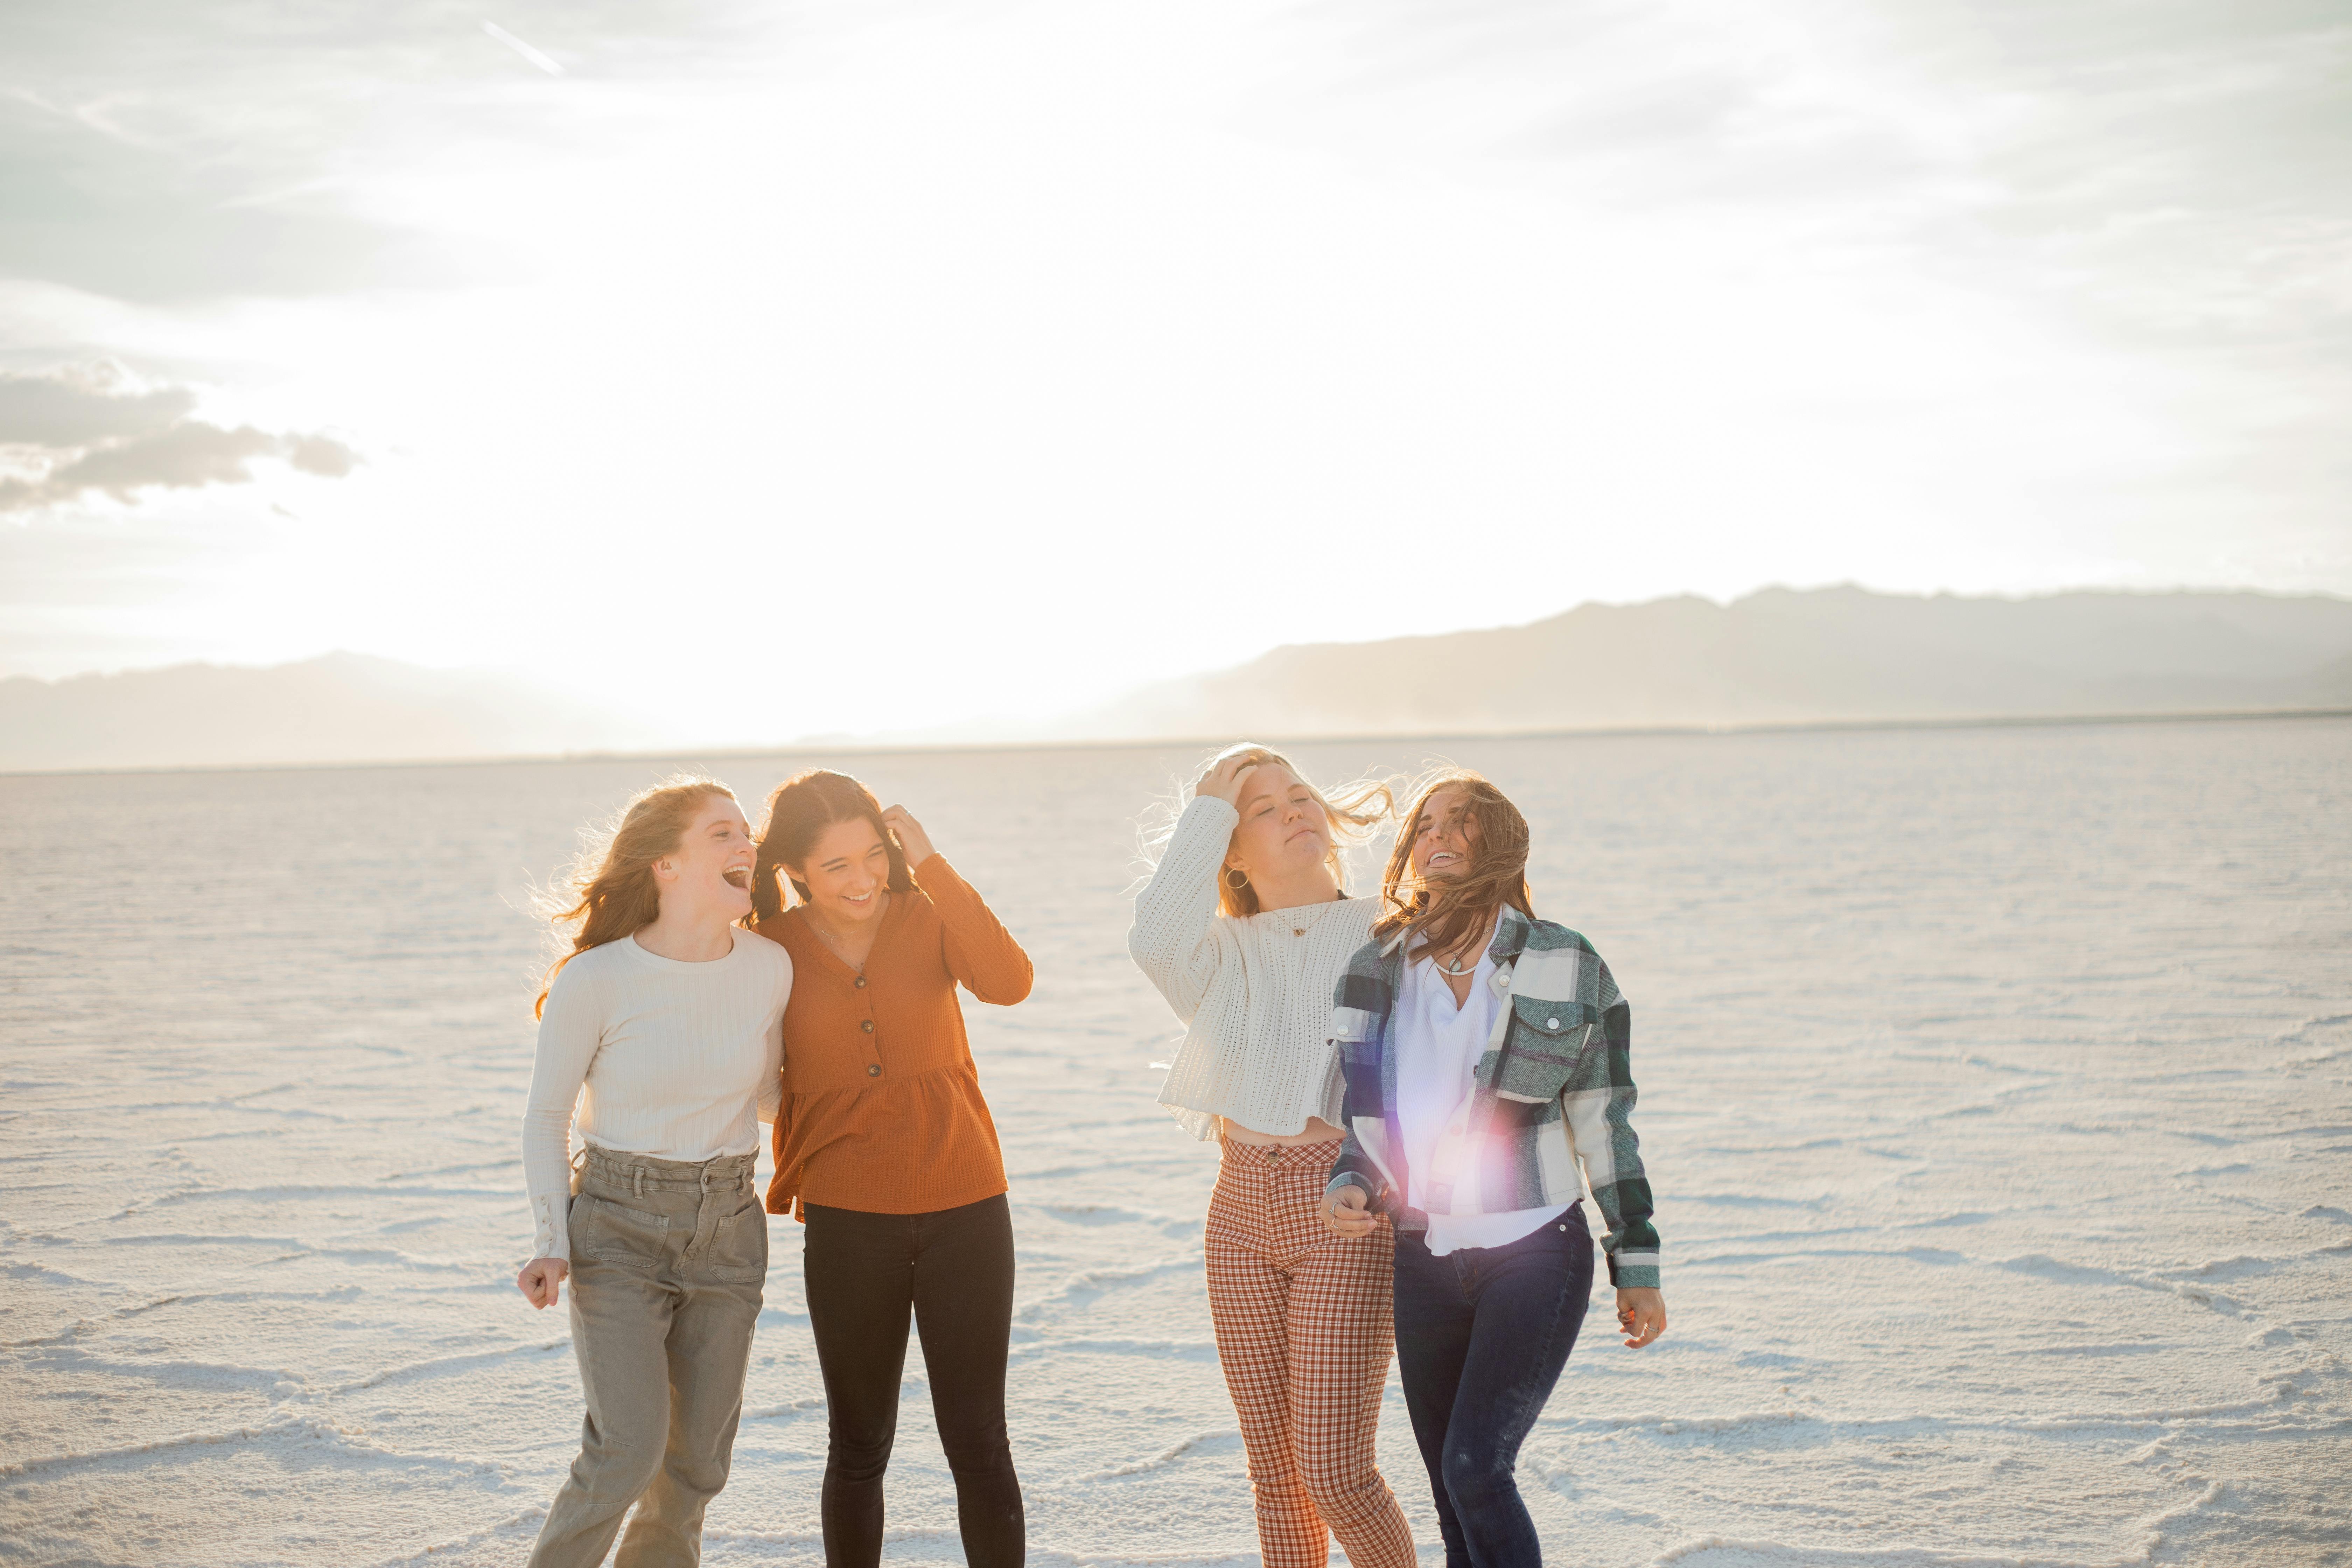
575, 1195, 672, 1263
707, 1196, 769, 1283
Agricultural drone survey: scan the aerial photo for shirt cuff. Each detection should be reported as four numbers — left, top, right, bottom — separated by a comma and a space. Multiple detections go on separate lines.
532, 1192, 570, 1261
1607, 1249, 1660, 1290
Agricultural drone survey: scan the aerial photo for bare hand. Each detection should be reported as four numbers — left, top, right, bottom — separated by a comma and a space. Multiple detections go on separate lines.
1319, 1183, 1379, 1239
517, 1256, 569, 1309
880, 805, 936, 867
1196, 753, 1261, 808
1615, 1286, 1666, 1348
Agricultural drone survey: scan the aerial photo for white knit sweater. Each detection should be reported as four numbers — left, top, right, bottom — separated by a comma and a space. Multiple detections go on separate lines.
1129, 796, 1381, 1141
522, 930, 792, 1260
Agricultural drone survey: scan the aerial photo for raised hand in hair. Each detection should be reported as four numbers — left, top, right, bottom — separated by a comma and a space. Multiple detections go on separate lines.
1196, 753, 1261, 808
880, 804, 936, 867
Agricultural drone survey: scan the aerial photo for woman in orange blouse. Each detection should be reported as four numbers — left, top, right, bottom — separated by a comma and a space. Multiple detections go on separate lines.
748, 769, 1032, 1568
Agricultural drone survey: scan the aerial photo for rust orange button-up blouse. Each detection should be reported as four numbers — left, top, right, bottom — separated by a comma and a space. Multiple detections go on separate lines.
757, 855, 1031, 1219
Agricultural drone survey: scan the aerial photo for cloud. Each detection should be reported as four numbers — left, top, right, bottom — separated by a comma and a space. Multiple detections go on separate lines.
284, 434, 359, 478
0, 94, 456, 306
0, 362, 196, 445
1313, 0, 2352, 361
0, 364, 359, 513
0, 2, 749, 304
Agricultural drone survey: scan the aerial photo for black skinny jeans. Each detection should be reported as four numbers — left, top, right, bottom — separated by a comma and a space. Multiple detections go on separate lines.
802, 1193, 1024, 1568
1391, 1204, 1594, 1568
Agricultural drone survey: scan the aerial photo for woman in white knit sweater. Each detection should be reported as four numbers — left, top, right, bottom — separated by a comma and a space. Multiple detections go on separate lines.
1129, 744, 1414, 1568
516, 777, 793, 1568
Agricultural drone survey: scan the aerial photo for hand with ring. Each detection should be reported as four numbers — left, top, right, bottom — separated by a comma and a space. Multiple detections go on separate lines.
1614, 1286, 1666, 1348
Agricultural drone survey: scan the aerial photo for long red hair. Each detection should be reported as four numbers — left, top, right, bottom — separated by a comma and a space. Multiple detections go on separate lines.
535, 776, 733, 1017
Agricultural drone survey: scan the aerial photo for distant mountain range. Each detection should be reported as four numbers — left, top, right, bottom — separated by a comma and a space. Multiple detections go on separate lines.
4, 588, 2348, 772
1058, 586, 2352, 740
0, 652, 666, 773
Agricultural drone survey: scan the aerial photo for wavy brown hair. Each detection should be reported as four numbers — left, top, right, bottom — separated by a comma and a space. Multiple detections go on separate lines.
536, 775, 735, 1018
748, 769, 916, 925
1373, 768, 1534, 961
1184, 742, 1394, 917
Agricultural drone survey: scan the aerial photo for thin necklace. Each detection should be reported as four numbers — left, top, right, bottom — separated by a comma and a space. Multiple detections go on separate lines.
810, 892, 888, 952
1429, 930, 1482, 975
1280, 891, 1344, 938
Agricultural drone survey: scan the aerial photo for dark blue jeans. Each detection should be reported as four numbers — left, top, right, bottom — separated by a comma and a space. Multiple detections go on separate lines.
1392, 1205, 1594, 1568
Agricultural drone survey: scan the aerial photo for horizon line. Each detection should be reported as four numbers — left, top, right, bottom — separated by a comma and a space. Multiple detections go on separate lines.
6, 704, 2347, 784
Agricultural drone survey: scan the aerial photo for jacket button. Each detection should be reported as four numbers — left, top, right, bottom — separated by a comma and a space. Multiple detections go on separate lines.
860, 1019, 874, 1033
854, 976, 867, 989
866, 1064, 881, 1078
1546, 1018, 1560, 1030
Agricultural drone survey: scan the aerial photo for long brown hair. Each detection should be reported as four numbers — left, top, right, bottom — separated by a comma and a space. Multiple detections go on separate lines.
536, 775, 735, 1018
1373, 768, 1534, 961
1188, 742, 1394, 917
749, 769, 916, 924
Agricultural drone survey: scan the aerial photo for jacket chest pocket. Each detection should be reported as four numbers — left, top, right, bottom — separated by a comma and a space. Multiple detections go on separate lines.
1329, 1004, 1382, 1069
1493, 997, 1593, 1102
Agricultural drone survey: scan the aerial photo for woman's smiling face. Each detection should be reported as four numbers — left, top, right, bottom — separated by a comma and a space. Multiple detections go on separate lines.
788, 815, 895, 930
1408, 785, 1478, 885
662, 793, 757, 919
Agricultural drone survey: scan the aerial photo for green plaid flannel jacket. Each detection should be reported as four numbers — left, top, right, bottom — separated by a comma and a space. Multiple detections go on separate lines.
1323, 907, 1661, 1288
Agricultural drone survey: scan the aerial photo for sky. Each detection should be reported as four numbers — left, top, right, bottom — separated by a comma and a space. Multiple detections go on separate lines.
1, 0, 2347, 743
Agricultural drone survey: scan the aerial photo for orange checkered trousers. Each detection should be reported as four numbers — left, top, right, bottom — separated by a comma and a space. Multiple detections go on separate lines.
1204, 1138, 1415, 1568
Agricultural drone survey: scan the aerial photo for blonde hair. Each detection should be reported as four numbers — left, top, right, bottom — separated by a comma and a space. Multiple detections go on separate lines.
534, 775, 735, 1017
1373, 767, 1534, 959
1180, 741, 1394, 916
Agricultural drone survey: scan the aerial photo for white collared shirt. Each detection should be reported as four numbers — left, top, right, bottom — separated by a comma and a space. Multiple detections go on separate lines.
1397, 918, 1570, 1256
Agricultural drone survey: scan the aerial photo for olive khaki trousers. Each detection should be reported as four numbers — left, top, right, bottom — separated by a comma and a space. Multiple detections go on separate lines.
529, 1148, 767, 1568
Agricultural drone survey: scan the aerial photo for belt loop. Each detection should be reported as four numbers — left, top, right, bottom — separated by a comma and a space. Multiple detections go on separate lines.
634, 1166, 644, 1198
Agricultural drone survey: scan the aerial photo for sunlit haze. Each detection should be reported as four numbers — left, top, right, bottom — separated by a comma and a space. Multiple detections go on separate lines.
4, 1, 2346, 743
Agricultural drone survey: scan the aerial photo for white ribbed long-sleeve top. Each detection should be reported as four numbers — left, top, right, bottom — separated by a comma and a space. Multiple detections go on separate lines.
522, 930, 792, 1260
1128, 796, 1381, 1142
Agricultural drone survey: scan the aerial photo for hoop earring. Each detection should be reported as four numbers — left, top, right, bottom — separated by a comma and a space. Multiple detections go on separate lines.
1224, 868, 1249, 891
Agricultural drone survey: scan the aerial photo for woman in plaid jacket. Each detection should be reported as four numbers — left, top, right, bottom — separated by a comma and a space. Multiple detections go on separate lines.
1320, 768, 1666, 1568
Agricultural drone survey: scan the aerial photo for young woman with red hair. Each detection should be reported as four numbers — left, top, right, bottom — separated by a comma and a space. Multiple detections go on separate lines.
516, 777, 794, 1568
